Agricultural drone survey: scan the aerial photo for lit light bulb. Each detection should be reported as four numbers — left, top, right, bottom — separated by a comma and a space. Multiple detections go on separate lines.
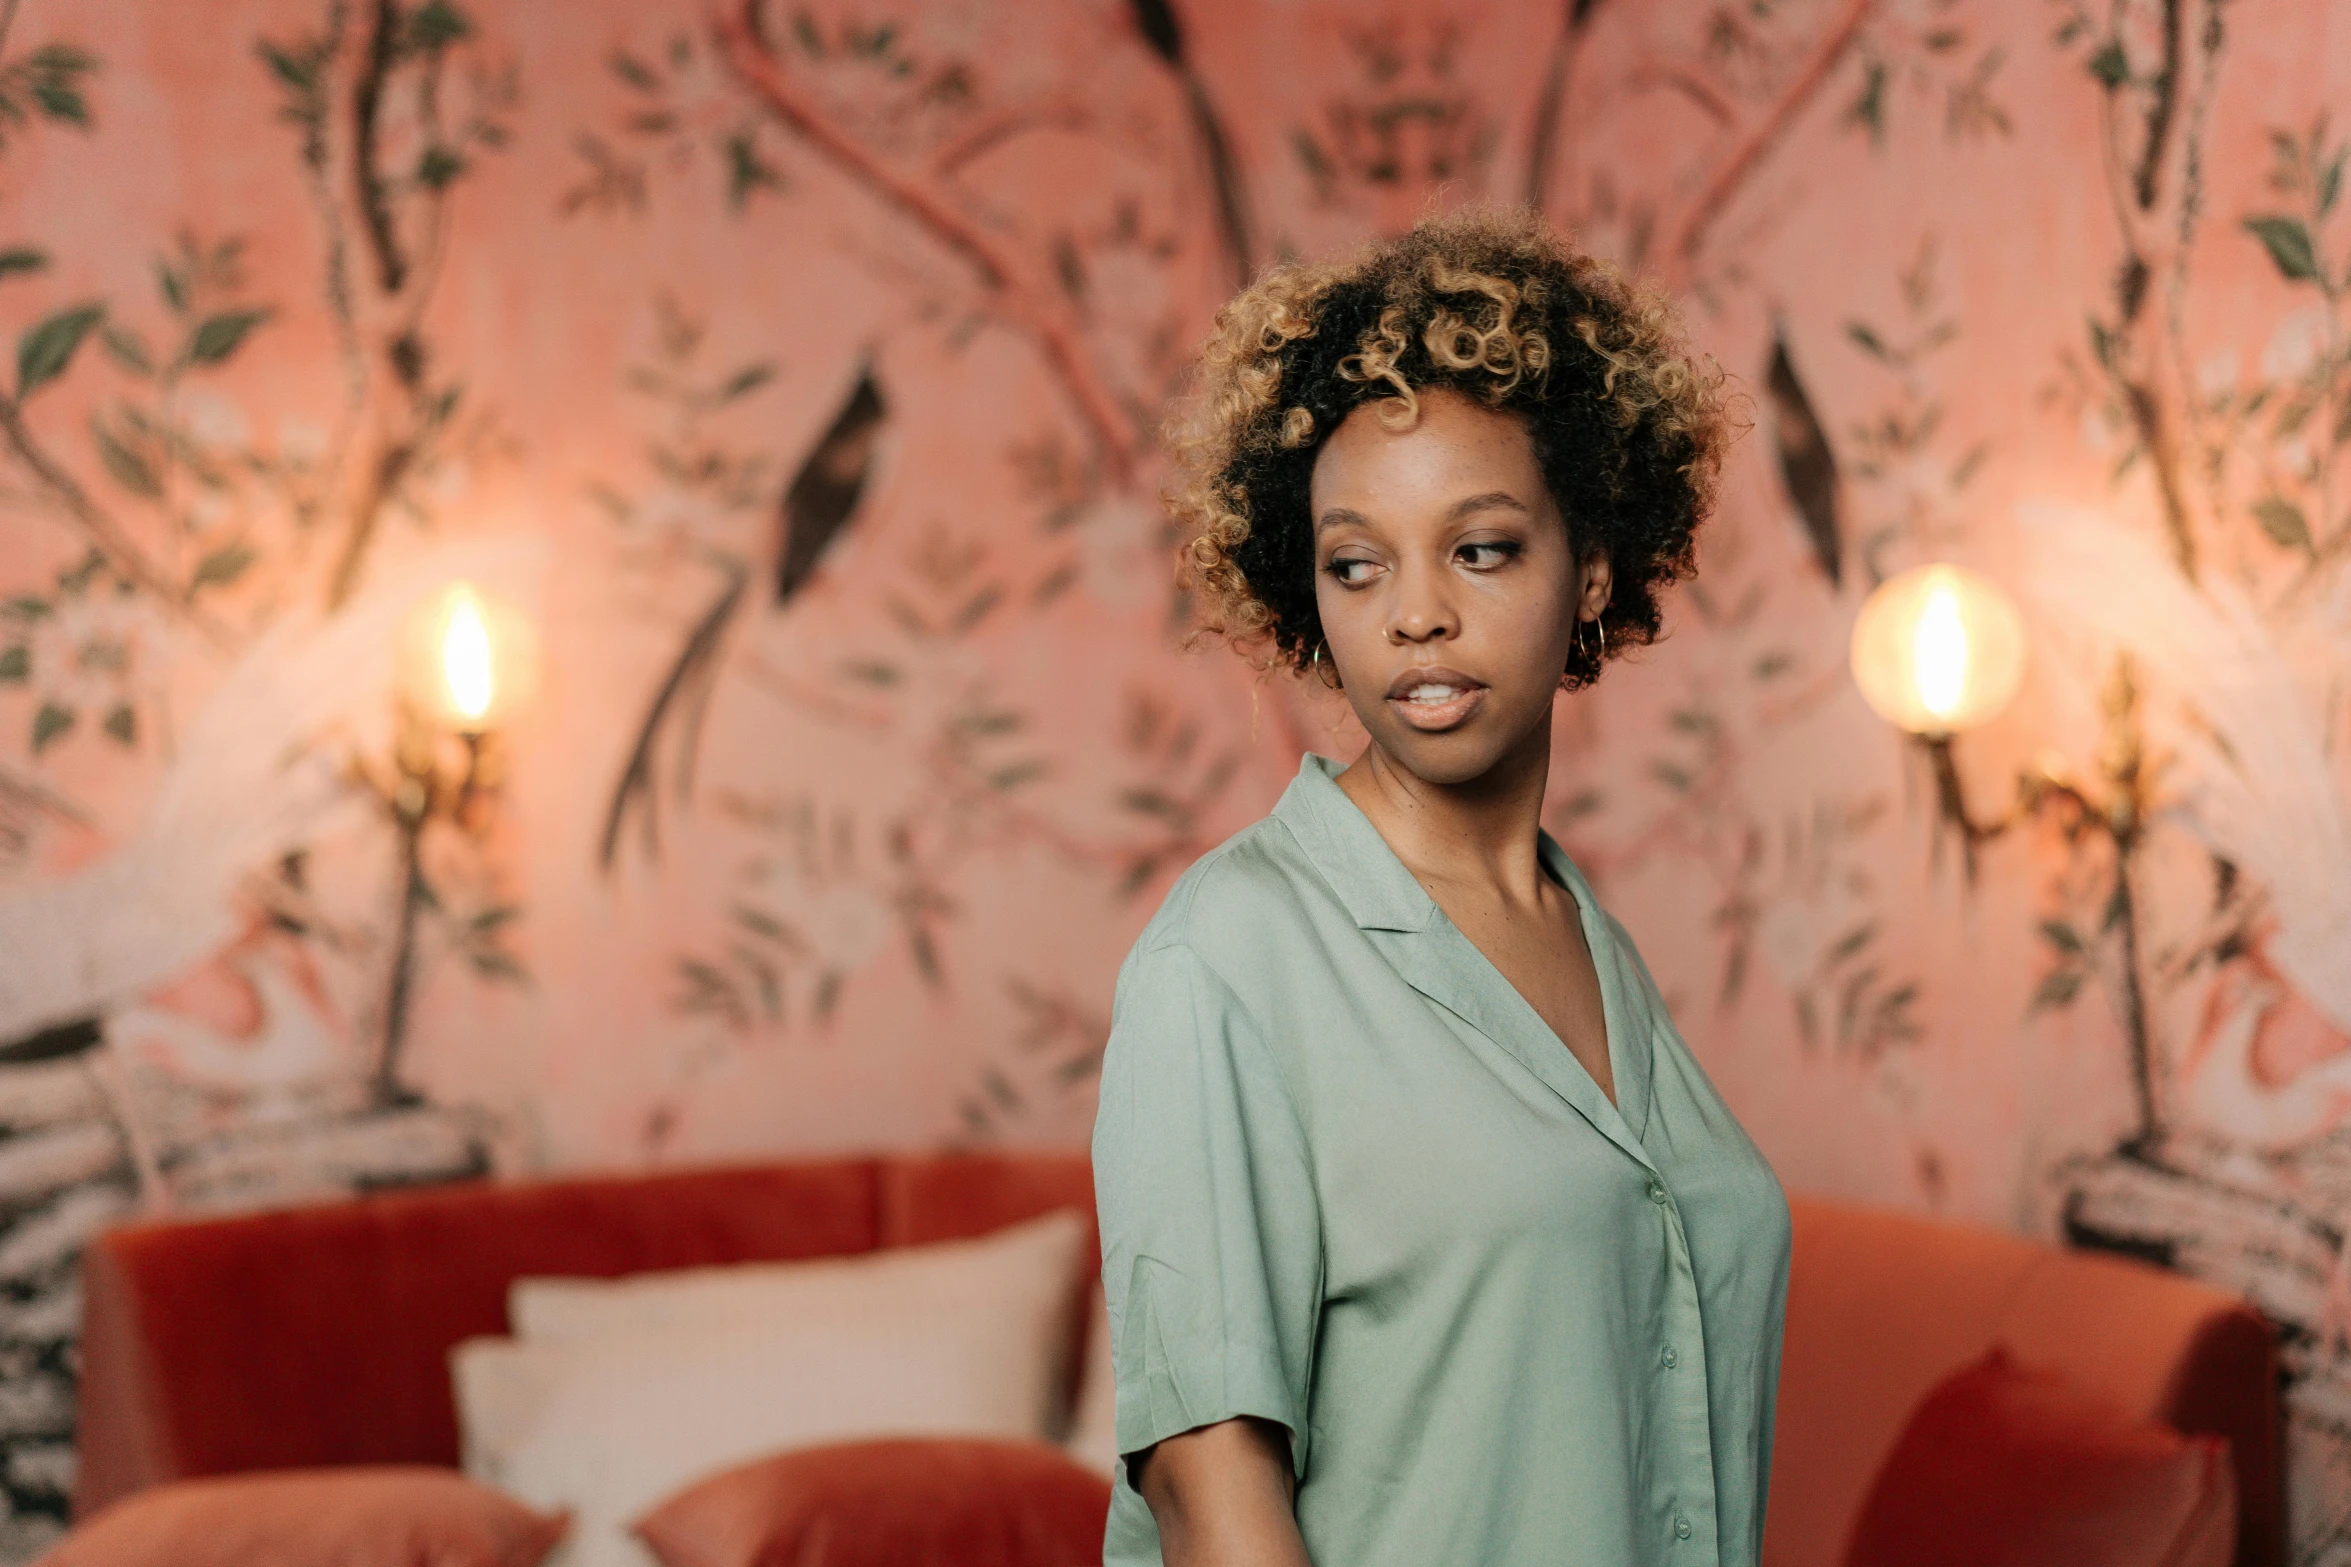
1849, 563, 2026, 736
441, 589, 495, 729
399, 579, 536, 734
1911, 581, 1970, 722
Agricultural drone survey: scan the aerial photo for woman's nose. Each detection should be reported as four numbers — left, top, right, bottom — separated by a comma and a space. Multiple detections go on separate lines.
1385, 565, 1460, 645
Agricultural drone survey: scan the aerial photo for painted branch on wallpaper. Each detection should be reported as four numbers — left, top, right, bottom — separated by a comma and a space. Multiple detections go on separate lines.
715, 0, 1141, 486
0, 398, 227, 646
2065, 0, 2225, 582
258, 0, 515, 610
1519, 0, 1605, 212
1656, 0, 1881, 293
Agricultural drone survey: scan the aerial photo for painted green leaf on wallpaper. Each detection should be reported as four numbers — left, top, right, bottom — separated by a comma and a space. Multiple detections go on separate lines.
468, 948, 528, 984
14, 302, 103, 398
184, 308, 271, 367
0, 247, 45, 280
405, 0, 472, 51
417, 146, 466, 188
191, 543, 257, 591
91, 416, 162, 498
101, 704, 134, 746
2029, 967, 2085, 1014
28, 702, 73, 754
0, 43, 97, 137
0, 645, 25, 684
2085, 40, 2128, 89
99, 323, 152, 375
2036, 918, 2086, 956
2253, 496, 2314, 553
2244, 216, 2319, 283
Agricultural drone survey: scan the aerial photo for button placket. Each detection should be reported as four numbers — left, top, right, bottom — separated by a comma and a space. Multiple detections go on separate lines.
1652, 1184, 1720, 1561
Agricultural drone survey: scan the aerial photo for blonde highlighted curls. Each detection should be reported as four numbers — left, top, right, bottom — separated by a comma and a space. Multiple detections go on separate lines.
1169, 207, 1733, 688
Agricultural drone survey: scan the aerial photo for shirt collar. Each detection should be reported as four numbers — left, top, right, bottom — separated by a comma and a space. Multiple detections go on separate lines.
1272, 755, 1437, 932
1270, 753, 1600, 934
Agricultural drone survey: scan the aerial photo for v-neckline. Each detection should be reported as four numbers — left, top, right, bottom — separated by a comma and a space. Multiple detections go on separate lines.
1272, 756, 1657, 1164
1532, 847, 1620, 1111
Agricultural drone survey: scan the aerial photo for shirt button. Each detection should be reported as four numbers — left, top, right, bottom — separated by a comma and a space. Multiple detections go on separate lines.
1661, 1344, 1679, 1369
1647, 1180, 1669, 1204
1674, 1515, 1693, 1541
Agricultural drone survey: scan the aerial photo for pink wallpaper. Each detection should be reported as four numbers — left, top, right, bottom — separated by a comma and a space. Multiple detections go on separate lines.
1, 0, 2348, 1555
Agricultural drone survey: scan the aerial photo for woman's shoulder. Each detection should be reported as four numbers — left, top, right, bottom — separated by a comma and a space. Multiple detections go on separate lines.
1124, 809, 1339, 980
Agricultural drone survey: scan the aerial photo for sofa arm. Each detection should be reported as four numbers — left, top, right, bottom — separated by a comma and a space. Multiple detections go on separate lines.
72, 1236, 175, 1518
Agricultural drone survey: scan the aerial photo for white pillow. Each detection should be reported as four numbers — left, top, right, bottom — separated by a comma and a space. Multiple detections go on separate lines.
453, 1209, 1087, 1567
509, 1208, 1084, 1346
1064, 1282, 1119, 1478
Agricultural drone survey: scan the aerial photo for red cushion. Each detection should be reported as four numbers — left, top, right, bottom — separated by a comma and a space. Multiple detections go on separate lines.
36, 1466, 566, 1567
633, 1438, 1110, 1567
1842, 1348, 2236, 1567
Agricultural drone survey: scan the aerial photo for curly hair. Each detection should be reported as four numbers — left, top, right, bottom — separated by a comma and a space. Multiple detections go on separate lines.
1169, 207, 1733, 689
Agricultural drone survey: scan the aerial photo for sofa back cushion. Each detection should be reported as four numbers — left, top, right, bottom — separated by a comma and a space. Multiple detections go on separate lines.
75, 1157, 1082, 1516
1841, 1347, 2236, 1567
1765, 1198, 2277, 1567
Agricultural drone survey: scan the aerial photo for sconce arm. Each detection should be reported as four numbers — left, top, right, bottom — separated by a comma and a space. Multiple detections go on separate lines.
1920, 731, 2031, 845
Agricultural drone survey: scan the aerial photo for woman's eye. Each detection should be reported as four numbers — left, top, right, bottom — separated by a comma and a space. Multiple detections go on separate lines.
1324, 557, 1380, 585
1457, 540, 1521, 568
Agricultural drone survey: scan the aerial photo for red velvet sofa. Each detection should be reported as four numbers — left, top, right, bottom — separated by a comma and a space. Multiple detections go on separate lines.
69, 1153, 2282, 1566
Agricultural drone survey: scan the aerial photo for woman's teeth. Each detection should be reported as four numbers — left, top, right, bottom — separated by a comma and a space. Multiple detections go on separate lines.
1406, 684, 1460, 703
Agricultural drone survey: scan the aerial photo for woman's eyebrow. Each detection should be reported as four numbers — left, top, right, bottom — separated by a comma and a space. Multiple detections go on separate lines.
1447, 491, 1532, 521
1314, 505, 1373, 534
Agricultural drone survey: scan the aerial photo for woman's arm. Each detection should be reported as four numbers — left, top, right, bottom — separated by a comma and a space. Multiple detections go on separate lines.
1132, 1415, 1313, 1567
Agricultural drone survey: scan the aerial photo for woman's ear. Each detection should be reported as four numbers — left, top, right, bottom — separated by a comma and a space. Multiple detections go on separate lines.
1579, 551, 1614, 620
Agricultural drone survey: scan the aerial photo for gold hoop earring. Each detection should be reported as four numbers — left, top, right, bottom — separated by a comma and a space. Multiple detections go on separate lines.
1597, 617, 1608, 659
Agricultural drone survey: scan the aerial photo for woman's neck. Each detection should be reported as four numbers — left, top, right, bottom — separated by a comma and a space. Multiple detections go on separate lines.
1336, 709, 1555, 906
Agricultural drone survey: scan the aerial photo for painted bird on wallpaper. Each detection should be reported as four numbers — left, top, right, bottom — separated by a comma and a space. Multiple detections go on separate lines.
1124, 0, 1254, 288
777, 367, 887, 604
601, 364, 891, 871
1765, 327, 1845, 588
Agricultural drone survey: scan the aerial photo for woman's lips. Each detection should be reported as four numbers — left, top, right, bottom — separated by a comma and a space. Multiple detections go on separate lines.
1383, 667, 1489, 731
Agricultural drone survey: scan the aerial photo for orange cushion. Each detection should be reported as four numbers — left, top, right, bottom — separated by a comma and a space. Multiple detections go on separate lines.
634, 1438, 1110, 1567
1842, 1349, 2236, 1567
36, 1466, 567, 1567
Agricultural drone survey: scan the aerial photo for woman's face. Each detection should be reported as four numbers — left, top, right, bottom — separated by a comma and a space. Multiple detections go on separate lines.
1308, 387, 1609, 787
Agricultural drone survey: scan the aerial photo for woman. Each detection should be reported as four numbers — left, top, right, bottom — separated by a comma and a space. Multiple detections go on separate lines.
1091, 209, 1791, 1567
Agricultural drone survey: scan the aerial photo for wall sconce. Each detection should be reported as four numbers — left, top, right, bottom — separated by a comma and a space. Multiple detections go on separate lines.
1849, 563, 2028, 738
1850, 563, 2035, 880
362, 581, 538, 1106
1849, 560, 2159, 1151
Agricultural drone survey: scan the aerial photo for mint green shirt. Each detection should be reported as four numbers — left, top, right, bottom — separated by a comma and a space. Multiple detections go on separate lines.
1092, 755, 1790, 1567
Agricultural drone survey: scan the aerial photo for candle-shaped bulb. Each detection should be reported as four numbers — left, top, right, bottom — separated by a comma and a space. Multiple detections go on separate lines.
442, 589, 495, 729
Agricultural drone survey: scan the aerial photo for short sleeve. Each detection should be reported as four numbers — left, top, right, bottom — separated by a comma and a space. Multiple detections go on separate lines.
1091, 940, 1322, 1474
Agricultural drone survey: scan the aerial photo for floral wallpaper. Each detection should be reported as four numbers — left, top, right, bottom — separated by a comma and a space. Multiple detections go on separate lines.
0, 0, 2347, 1558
